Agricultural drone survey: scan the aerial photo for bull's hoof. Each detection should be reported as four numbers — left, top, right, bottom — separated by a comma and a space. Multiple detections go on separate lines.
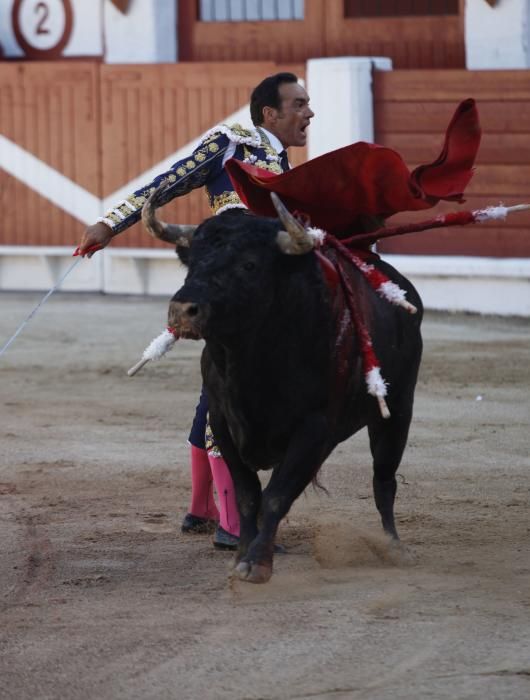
235, 561, 272, 584
389, 539, 417, 566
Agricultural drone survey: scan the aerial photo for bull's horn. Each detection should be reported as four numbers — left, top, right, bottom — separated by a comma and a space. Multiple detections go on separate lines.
142, 182, 196, 247
271, 192, 314, 255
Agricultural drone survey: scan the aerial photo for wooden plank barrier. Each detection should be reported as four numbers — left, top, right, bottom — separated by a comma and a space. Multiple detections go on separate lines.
0, 62, 100, 247
0, 61, 306, 250
373, 70, 530, 257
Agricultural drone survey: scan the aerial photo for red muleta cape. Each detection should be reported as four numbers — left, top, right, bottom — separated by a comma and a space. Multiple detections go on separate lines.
225, 98, 481, 235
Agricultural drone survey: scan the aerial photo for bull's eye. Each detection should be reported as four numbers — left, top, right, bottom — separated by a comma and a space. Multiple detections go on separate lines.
243, 261, 256, 272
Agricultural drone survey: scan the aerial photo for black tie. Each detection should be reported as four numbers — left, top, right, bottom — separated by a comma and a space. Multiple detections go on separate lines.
279, 150, 290, 172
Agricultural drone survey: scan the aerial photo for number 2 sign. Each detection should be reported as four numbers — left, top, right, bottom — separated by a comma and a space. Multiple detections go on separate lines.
12, 0, 73, 58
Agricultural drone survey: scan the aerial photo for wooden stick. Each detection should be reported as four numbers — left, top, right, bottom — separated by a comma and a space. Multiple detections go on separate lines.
127, 357, 151, 377
377, 396, 391, 420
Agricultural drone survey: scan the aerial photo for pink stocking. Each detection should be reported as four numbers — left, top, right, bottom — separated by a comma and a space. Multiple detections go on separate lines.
208, 453, 240, 536
188, 445, 219, 521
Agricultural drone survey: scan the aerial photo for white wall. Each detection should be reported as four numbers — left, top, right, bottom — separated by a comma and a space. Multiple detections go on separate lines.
466, 0, 530, 69
104, 0, 177, 63
1, 246, 528, 317
307, 57, 392, 159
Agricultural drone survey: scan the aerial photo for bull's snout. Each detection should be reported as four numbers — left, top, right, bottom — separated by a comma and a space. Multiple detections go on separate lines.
168, 300, 203, 338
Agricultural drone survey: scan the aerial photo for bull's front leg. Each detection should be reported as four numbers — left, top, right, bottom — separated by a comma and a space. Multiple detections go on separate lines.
236, 413, 329, 584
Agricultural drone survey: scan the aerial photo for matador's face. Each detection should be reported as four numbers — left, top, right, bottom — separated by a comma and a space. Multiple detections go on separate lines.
268, 82, 314, 149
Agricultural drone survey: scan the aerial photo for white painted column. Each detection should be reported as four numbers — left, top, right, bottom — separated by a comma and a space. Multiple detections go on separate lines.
103, 0, 177, 63
466, 0, 530, 69
306, 57, 392, 159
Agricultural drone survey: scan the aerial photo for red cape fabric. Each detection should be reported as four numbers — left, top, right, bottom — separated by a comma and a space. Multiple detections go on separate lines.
226, 99, 481, 235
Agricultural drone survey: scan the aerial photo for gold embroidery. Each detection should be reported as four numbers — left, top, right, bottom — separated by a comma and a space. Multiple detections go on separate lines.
210, 190, 244, 214
107, 212, 122, 225
205, 420, 221, 457
203, 131, 220, 145
195, 151, 206, 162
208, 142, 220, 153
108, 193, 145, 221
176, 166, 186, 176
254, 159, 282, 174
229, 123, 255, 138
186, 160, 195, 169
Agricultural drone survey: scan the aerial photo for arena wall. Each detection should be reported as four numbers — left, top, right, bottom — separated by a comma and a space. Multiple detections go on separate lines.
0, 59, 528, 315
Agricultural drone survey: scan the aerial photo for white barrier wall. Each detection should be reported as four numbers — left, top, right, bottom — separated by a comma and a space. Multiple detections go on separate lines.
1, 245, 528, 317
104, 0, 177, 64
307, 57, 392, 159
466, 0, 530, 69
0, 247, 185, 296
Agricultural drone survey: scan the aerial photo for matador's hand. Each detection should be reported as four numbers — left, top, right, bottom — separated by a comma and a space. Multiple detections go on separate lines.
77, 222, 114, 257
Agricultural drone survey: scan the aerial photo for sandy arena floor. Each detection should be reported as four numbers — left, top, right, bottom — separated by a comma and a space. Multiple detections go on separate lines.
1, 291, 529, 700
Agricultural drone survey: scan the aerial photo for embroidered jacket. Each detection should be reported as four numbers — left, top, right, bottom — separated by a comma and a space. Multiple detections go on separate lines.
98, 124, 285, 233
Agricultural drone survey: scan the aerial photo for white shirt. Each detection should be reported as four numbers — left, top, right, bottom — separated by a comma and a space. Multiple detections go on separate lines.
259, 127, 285, 157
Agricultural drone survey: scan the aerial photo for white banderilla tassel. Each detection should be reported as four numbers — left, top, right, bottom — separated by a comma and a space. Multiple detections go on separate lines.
127, 328, 177, 377
377, 280, 418, 314
366, 366, 391, 419
474, 203, 530, 222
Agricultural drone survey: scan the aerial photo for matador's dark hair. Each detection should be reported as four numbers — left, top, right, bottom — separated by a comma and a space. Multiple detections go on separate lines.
250, 72, 299, 126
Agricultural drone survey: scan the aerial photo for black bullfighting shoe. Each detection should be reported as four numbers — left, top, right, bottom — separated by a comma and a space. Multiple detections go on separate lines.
213, 525, 239, 550
181, 513, 218, 534
213, 525, 287, 553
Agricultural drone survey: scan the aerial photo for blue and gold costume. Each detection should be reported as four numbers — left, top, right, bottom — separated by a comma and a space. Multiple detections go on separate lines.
98, 124, 286, 232
99, 122, 289, 454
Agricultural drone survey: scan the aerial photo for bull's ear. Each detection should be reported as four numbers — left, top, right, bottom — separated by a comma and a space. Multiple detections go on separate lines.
271, 192, 315, 255
142, 182, 197, 246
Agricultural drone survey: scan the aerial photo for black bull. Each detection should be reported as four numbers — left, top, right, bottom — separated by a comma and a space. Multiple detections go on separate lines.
151, 200, 423, 583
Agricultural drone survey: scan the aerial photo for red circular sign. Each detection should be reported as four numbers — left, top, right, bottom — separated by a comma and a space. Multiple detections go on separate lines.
12, 0, 73, 59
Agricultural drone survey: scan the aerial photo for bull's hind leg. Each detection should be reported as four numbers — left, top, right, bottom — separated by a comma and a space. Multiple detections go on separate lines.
367, 396, 414, 540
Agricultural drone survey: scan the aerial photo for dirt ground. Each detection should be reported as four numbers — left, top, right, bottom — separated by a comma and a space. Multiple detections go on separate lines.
0, 291, 529, 700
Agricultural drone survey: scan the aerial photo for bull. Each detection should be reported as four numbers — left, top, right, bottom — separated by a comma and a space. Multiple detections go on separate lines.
143, 188, 423, 584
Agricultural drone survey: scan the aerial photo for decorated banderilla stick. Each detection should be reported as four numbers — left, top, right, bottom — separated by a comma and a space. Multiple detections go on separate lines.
127, 327, 179, 376
341, 203, 530, 247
